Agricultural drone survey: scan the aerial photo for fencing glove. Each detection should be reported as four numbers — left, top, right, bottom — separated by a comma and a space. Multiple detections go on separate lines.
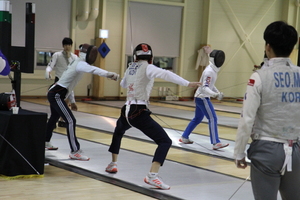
216, 92, 224, 101
107, 72, 119, 81
45, 66, 52, 80
45, 71, 52, 80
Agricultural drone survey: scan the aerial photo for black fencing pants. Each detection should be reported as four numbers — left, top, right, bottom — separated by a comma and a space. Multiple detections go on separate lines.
46, 85, 79, 152
108, 104, 172, 166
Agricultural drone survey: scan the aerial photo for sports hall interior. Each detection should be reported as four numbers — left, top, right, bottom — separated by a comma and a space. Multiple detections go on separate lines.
0, 0, 298, 199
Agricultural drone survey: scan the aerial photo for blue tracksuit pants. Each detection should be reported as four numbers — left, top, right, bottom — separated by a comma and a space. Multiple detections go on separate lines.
182, 97, 220, 144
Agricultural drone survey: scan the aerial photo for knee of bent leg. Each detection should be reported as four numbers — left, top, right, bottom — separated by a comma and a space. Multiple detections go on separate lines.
166, 137, 172, 148
157, 136, 172, 148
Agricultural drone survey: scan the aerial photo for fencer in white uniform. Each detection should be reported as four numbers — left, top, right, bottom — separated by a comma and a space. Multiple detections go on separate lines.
105, 43, 200, 190
46, 43, 119, 161
234, 21, 300, 200
45, 38, 78, 129
180, 50, 229, 150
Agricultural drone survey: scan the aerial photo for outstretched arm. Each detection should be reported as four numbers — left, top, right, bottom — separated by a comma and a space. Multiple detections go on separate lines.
147, 65, 199, 86
188, 82, 201, 87
76, 61, 119, 81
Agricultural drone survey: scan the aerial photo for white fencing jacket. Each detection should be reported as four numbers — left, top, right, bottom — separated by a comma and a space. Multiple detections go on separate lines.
121, 60, 189, 105
234, 58, 300, 161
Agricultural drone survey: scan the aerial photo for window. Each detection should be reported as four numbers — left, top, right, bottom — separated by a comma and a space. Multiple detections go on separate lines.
36, 51, 54, 66
126, 56, 176, 71
153, 57, 174, 70
126, 2, 182, 57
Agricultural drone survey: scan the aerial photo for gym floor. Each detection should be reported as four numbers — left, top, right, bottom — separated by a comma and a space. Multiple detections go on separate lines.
0, 98, 282, 200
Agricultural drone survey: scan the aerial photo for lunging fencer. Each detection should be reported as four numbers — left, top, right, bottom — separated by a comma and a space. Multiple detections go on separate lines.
105, 43, 201, 189
46, 43, 119, 161
180, 49, 229, 150
234, 21, 300, 200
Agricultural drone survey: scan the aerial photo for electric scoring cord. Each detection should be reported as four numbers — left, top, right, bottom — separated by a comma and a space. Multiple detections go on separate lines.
152, 81, 249, 101
152, 113, 226, 158
20, 85, 50, 94
228, 176, 250, 200
151, 87, 196, 98
217, 81, 248, 91
0, 134, 40, 175
152, 113, 250, 199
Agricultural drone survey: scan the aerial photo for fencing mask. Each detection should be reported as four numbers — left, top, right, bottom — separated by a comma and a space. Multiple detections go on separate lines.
133, 43, 153, 63
79, 44, 98, 64
209, 50, 225, 68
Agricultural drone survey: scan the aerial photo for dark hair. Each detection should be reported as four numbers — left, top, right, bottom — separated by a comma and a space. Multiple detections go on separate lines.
62, 37, 73, 46
263, 21, 298, 57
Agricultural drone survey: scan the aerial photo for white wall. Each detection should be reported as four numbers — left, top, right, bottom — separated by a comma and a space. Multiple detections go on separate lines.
0, 0, 299, 99
0, 0, 93, 98
203, 0, 299, 98
10, 0, 71, 49
208, 0, 286, 98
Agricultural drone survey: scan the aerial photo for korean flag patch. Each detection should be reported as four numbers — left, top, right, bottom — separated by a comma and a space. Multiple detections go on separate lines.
247, 79, 255, 86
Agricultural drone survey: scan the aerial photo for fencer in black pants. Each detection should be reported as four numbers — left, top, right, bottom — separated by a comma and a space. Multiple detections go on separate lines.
46, 85, 79, 152
109, 105, 171, 165
45, 43, 119, 161
105, 43, 200, 189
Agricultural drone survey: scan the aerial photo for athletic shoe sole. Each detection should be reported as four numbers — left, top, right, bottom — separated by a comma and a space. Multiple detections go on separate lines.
213, 143, 229, 150
179, 138, 193, 144
45, 147, 58, 150
144, 177, 170, 190
69, 156, 90, 161
105, 168, 118, 173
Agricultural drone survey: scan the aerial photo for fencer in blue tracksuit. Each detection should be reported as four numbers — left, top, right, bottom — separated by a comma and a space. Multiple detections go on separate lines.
180, 50, 229, 150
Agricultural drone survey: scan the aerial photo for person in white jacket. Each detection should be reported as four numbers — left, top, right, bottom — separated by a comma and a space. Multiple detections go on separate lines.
180, 50, 229, 150
45, 37, 78, 129
234, 21, 300, 200
105, 43, 201, 190
45, 43, 119, 161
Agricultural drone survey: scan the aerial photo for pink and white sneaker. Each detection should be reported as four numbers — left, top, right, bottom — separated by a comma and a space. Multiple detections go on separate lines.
105, 163, 118, 173
213, 143, 229, 150
144, 174, 170, 190
69, 150, 90, 161
179, 137, 193, 144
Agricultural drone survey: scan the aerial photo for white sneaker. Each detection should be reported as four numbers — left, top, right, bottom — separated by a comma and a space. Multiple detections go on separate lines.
179, 136, 193, 144
45, 142, 58, 150
213, 143, 229, 150
144, 174, 170, 190
69, 150, 90, 161
105, 162, 118, 173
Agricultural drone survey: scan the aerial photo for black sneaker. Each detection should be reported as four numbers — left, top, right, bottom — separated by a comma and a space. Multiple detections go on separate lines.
58, 121, 66, 127
45, 142, 58, 150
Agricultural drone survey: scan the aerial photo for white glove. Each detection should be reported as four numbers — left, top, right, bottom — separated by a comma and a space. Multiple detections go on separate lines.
45, 66, 52, 80
216, 92, 224, 101
107, 72, 119, 81
45, 71, 52, 80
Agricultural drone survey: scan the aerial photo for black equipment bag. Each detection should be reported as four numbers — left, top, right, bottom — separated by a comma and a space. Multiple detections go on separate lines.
0, 93, 15, 110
